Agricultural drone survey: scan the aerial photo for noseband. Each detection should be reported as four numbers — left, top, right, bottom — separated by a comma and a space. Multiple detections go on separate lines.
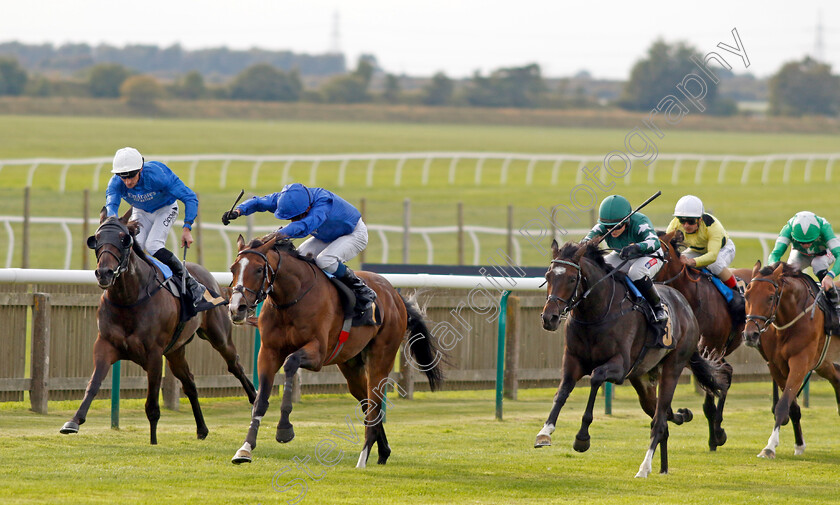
233, 248, 280, 309
744, 277, 782, 335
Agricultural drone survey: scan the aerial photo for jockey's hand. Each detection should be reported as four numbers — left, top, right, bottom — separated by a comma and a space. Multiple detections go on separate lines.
221, 209, 240, 226
181, 228, 194, 248
619, 244, 642, 260
680, 256, 696, 267
821, 274, 835, 291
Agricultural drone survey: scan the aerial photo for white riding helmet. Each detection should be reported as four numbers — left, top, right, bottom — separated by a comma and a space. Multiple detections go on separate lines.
112, 147, 144, 174
673, 195, 704, 218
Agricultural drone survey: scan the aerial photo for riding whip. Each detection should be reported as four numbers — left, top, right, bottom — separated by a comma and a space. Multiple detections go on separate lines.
226, 189, 245, 223
181, 244, 188, 295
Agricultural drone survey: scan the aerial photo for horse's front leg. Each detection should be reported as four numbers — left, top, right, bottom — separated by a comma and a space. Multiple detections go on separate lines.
232, 345, 283, 464
759, 355, 809, 459
574, 355, 625, 453
144, 353, 164, 445
276, 341, 322, 444
534, 353, 584, 448
703, 360, 732, 451
61, 338, 119, 435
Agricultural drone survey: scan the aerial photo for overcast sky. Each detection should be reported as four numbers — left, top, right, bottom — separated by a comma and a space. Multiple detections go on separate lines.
2, 0, 837, 79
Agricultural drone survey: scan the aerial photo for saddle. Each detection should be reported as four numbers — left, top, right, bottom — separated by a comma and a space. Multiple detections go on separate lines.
695, 268, 747, 328
147, 256, 227, 323
329, 276, 382, 328
619, 274, 672, 346
796, 274, 840, 336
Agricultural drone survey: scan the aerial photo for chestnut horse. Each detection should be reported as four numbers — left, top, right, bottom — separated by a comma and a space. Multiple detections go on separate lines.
60, 209, 257, 444
536, 240, 724, 477
655, 230, 753, 451
743, 262, 840, 458
228, 234, 445, 467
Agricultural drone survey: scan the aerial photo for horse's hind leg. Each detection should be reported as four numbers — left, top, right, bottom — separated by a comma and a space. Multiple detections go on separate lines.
165, 346, 208, 440
276, 343, 321, 444
144, 353, 164, 445
703, 360, 732, 451
339, 357, 394, 465
637, 359, 681, 478
61, 338, 119, 434
199, 311, 257, 404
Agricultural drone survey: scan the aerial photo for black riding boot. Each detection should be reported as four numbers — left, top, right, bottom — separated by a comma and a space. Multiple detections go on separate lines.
337, 265, 376, 316
825, 286, 840, 335
727, 289, 747, 326
633, 276, 669, 324
154, 248, 205, 306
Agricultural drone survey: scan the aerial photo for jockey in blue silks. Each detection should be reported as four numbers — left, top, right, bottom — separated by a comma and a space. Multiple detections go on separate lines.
222, 183, 376, 316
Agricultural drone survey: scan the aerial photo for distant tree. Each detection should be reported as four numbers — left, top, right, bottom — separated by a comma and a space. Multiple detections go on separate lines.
320, 57, 375, 103
769, 57, 840, 116
229, 64, 302, 102
620, 39, 721, 113
0, 57, 28, 96
88, 63, 131, 98
23, 76, 52, 97
121, 75, 164, 109
174, 71, 207, 99
421, 72, 454, 106
382, 74, 401, 103
463, 63, 545, 108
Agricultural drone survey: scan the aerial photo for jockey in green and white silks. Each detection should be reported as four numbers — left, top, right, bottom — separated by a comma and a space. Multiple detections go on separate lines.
584, 195, 669, 341
769, 211, 840, 311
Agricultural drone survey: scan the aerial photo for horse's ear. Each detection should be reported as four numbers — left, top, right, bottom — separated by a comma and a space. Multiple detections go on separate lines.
86, 235, 97, 250
550, 239, 560, 258
236, 234, 246, 251
772, 263, 785, 279
99, 206, 108, 223
752, 260, 761, 278
119, 207, 132, 224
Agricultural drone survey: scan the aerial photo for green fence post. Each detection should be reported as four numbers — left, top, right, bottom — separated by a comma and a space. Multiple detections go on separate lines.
253, 301, 263, 387
605, 382, 613, 415
495, 291, 511, 420
803, 378, 810, 408
111, 360, 121, 429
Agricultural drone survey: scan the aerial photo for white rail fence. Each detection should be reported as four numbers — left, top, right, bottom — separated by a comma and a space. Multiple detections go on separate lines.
0, 215, 778, 269
2, 152, 838, 193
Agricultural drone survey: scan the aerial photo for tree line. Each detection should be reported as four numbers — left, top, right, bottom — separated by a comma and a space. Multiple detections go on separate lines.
0, 40, 837, 116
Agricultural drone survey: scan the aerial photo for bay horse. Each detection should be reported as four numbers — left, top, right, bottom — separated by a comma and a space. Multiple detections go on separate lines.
536, 240, 724, 477
60, 209, 257, 444
228, 234, 445, 467
743, 261, 840, 458
656, 229, 752, 451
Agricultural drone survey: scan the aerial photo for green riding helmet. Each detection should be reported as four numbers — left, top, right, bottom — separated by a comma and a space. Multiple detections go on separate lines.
791, 211, 821, 243
598, 195, 632, 226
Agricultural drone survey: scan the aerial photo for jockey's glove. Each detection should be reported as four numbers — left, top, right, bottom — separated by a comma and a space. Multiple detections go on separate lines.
221, 209, 241, 226
619, 243, 642, 260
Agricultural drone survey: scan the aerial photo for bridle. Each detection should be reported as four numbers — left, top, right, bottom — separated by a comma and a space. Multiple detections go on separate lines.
744, 277, 783, 335
233, 248, 281, 309
544, 259, 584, 319
90, 221, 134, 282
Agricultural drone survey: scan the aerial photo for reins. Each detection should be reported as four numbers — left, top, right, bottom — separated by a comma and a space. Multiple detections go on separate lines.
234, 246, 317, 311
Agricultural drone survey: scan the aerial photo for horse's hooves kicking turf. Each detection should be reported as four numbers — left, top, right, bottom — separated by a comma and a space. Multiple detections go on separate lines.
276, 426, 295, 444
59, 421, 80, 434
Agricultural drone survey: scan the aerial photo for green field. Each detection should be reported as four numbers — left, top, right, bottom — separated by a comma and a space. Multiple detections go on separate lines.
1, 383, 839, 504
0, 114, 838, 270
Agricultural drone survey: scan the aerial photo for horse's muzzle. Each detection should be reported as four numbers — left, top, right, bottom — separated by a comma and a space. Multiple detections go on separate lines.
228, 293, 249, 325
94, 268, 114, 289
541, 312, 561, 331
743, 329, 760, 348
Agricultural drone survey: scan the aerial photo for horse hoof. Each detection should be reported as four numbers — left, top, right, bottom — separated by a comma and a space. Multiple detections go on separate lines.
678, 408, 693, 423
276, 426, 295, 444
197, 431, 208, 440
573, 435, 590, 453
231, 450, 252, 464
59, 421, 80, 434
534, 435, 552, 448
757, 449, 775, 459
794, 444, 806, 456
716, 429, 727, 447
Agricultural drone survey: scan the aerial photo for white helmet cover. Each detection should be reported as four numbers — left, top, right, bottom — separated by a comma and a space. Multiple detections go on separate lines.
673, 195, 704, 218
112, 147, 144, 174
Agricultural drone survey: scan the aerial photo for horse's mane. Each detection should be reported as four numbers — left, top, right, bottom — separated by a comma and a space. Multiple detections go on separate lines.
248, 234, 316, 264
759, 261, 802, 278
557, 241, 608, 269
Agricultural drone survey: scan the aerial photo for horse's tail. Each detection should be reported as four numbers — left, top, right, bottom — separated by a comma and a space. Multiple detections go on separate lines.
400, 292, 446, 391
688, 348, 727, 397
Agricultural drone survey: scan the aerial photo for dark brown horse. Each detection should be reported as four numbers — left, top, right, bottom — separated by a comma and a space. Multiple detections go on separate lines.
655, 230, 752, 451
228, 234, 445, 467
60, 209, 257, 444
536, 240, 724, 477
743, 262, 840, 458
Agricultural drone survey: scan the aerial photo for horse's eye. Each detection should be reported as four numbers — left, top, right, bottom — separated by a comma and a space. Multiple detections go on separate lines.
256, 266, 264, 274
